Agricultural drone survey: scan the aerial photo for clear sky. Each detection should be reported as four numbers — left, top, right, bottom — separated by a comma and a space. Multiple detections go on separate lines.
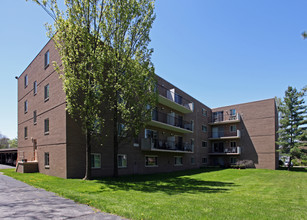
1, 0, 307, 139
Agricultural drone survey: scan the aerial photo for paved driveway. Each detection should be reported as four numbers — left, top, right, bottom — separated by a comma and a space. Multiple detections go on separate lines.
0, 171, 125, 220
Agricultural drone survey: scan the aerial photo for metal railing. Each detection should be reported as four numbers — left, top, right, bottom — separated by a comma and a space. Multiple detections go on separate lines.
211, 113, 240, 123
152, 110, 192, 131
210, 146, 241, 154
141, 138, 193, 152
209, 130, 240, 138
157, 84, 193, 111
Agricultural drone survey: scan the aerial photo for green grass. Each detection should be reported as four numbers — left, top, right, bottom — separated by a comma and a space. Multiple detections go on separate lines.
1, 168, 306, 220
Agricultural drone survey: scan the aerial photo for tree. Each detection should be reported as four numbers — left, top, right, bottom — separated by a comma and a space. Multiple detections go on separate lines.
277, 86, 307, 170
29, 0, 157, 178
0, 133, 10, 149
8, 138, 18, 148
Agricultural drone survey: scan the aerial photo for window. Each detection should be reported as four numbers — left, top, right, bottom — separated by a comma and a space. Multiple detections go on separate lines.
24, 127, 28, 139
202, 125, 207, 132
230, 109, 236, 116
44, 152, 49, 167
202, 141, 207, 148
24, 100, 28, 113
190, 138, 194, 151
202, 157, 207, 164
33, 111, 37, 125
133, 136, 139, 147
44, 118, 49, 134
202, 108, 207, 116
24, 75, 28, 88
191, 157, 195, 164
145, 155, 158, 167
191, 120, 194, 131
33, 81, 37, 95
91, 153, 101, 168
44, 84, 49, 101
118, 154, 127, 168
230, 125, 236, 132
230, 157, 237, 164
174, 156, 183, 166
44, 50, 49, 68
117, 123, 127, 137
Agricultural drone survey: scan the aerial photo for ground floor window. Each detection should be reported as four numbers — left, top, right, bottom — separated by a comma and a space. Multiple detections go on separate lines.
202, 157, 207, 164
230, 157, 237, 164
91, 153, 101, 169
174, 156, 183, 166
191, 157, 195, 164
44, 152, 49, 167
145, 155, 158, 167
118, 154, 127, 168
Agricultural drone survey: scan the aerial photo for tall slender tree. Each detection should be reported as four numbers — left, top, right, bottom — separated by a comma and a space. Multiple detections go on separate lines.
277, 86, 307, 170
29, 0, 157, 178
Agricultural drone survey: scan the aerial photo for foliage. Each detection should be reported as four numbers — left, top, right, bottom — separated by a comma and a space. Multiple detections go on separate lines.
279, 160, 284, 166
0, 133, 9, 149
29, 0, 157, 178
8, 138, 18, 148
2, 168, 307, 219
277, 86, 307, 169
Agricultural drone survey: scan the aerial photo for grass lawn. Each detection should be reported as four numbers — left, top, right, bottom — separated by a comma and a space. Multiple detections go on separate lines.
1, 168, 306, 220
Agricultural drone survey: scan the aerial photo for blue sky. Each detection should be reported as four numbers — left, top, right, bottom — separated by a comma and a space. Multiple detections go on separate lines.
1, 0, 307, 139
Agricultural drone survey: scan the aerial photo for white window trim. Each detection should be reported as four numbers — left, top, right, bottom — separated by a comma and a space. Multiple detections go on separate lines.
118, 154, 127, 168
174, 156, 183, 166
91, 153, 101, 169
145, 155, 158, 167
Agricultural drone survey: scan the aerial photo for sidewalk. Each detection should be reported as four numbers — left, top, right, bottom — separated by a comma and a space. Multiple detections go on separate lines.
0, 171, 125, 220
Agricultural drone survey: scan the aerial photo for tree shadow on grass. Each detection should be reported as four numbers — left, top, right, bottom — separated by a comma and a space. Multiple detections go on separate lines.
92, 168, 237, 195
277, 167, 307, 173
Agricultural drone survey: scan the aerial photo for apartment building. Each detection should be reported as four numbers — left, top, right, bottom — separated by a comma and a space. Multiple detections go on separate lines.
16, 39, 279, 178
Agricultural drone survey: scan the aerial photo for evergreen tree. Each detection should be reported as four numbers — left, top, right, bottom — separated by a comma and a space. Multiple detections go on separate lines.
277, 86, 307, 170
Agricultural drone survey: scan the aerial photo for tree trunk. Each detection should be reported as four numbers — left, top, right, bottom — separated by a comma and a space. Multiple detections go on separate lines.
113, 111, 119, 177
83, 128, 92, 180
288, 156, 292, 171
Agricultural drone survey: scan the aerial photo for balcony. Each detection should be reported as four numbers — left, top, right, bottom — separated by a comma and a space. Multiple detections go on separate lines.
209, 113, 240, 125
147, 110, 193, 134
208, 130, 241, 140
141, 138, 193, 153
208, 146, 241, 155
157, 84, 193, 114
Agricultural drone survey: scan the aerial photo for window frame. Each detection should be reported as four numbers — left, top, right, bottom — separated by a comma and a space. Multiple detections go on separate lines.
44, 50, 49, 68
230, 125, 237, 132
91, 153, 101, 169
33, 110, 37, 125
24, 127, 28, 139
202, 141, 207, 148
202, 125, 207, 133
24, 100, 28, 114
118, 154, 127, 168
202, 108, 207, 117
24, 74, 28, 88
44, 152, 50, 168
145, 155, 158, 167
174, 156, 183, 166
230, 157, 237, 164
33, 81, 37, 95
230, 109, 236, 116
44, 84, 49, 101
202, 157, 208, 164
44, 118, 49, 135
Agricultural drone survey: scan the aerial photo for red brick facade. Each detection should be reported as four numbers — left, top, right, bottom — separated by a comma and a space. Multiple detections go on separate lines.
17, 40, 279, 178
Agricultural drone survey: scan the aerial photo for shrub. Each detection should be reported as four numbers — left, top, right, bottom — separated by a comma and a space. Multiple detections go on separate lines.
236, 160, 255, 168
